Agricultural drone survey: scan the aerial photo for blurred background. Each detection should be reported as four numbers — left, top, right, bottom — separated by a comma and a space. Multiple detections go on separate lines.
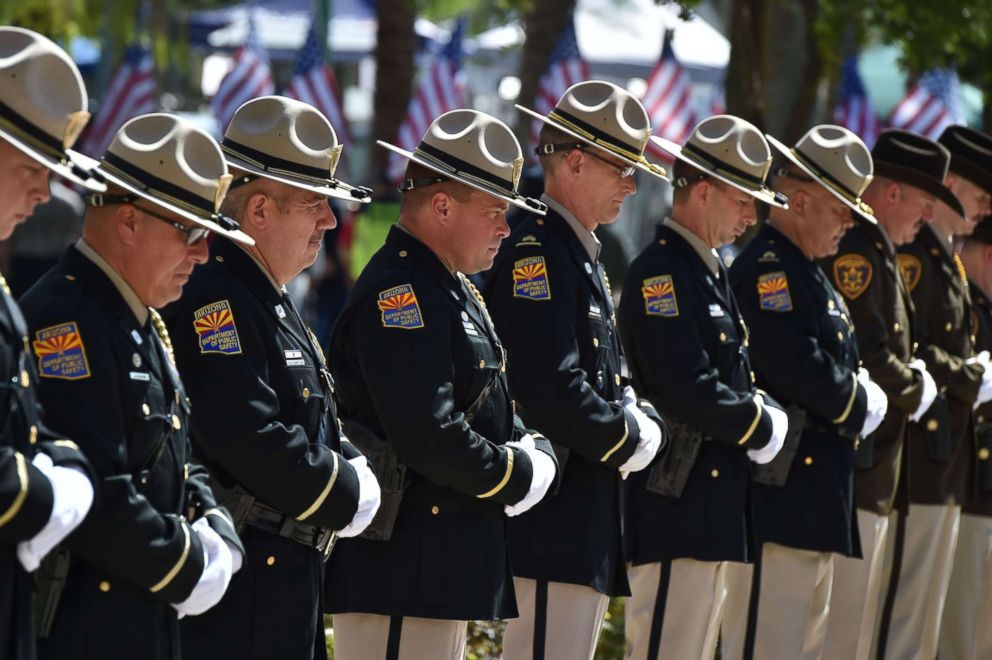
2, 1, 989, 656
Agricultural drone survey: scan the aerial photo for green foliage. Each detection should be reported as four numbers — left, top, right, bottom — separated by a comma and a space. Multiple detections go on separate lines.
595, 597, 627, 659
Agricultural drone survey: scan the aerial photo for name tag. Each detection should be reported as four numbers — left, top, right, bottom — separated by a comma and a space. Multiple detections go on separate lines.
589, 304, 603, 320
130, 329, 144, 345
129, 371, 150, 381
708, 304, 724, 317
463, 321, 479, 337
828, 308, 841, 317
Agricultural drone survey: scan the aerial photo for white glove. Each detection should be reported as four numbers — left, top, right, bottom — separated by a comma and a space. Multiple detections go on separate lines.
907, 358, 938, 422
858, 368, 889, 437
619, 400, 663, 478
747, 395, 788, 464
336, 456, 382, 538
172, 518, 233, 618
16, 453, 94, 572
622, 385, 637, 407
967, 351, 992, 406
504, 434, 556, 517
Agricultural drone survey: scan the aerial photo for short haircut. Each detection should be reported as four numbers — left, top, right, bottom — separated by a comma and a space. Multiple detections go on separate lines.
220, 175, 291, 219
671, 159, 714, 204
537, 124, 579, 175
399, 161, 473, 213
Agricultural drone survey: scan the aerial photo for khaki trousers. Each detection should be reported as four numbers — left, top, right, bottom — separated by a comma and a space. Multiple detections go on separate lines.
624, 559, 727, 660
938, 513, 992, 660
821, 508, 889, 660
332, 613, 467, 660
877, 503, 960, 660
502, 578, 609, 660
721, 543, 833, 660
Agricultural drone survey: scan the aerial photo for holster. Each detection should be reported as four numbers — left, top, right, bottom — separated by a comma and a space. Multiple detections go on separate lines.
645, 421, 702, 498
920, 393, 952, 463
34, 547, 70, 638
210, 481, 256, 533
343, 418, 406, 541
752, 405, 805, 487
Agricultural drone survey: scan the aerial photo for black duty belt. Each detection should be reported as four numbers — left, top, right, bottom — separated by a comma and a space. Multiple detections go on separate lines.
244, 501, 335, 560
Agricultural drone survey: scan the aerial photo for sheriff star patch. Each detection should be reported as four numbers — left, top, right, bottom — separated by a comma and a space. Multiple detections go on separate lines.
33, 321, 91, 380
642, 275, 679, 317
833, 254, 873, 300
377, 284, 425, 329
896, 253, 922, 293
757, 271, 793, 312
193, 300, 243, 355
512, 256, 551, 301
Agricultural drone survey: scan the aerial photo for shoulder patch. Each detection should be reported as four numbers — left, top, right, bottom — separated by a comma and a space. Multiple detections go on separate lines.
833, 254, 873, 300
193, 300, 243, 355
377, 284, 425, 329
512, 256, 551, 301
757, 271, 793, 312
33, 321, 91, 380
896, 253, 922, 293
642, 275, 679, 317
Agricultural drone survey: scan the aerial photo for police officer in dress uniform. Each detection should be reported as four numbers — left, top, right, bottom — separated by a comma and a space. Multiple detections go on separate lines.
942, 215, 992, 660
720, 126, 889, 659
819, 129, 952, 660
20, 114, 248, 660
618, 115, 789, 660
485, 81, 667, 660
162, 96, 381, 659
326, 109, 558, 660
872, 125, 992, 659
0, 27, 99, 660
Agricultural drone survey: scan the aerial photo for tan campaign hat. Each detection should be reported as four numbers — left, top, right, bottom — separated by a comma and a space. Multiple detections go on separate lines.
517, 79, 669, 180
652, 114, 789, 208
766, 124, 876, 222
0, 26, 104, 191
222, 95, 371, 203
378, 108, 547, 215
78, 113, 253, 245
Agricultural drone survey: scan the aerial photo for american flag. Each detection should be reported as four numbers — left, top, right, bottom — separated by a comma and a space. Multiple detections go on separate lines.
833, 55, 881, 147
643, 31, 695, 162
77, 45, 156, 158
283, 19, 350, 151
529, 17, 589, 159
888, 68, 966, 139
386, 19, 466, 184
212, 16, 274, 133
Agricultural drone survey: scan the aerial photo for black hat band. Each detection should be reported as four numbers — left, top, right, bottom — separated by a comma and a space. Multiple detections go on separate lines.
102, 152, 218, 218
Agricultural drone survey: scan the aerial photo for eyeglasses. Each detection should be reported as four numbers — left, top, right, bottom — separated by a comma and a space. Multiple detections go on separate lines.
136, 205, 211, 245
536, 142, 636, 178
582, 148, 636, 179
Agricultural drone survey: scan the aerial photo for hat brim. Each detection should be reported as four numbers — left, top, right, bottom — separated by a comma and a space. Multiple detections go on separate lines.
650, 135, 788, 209
515, 104, 670, 181
766, 134, 876, 224
223, 152, 371, 204
873, 160, 965, 220
377, 140, 547, 216
0, 125, 106, 192
72, 150, 255, 246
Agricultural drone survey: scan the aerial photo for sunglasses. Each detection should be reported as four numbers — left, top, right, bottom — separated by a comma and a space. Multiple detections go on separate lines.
537, 142, 637, 178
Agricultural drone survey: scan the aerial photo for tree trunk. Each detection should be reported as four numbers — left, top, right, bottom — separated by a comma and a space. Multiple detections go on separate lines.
514, 0, 576, 143
725, 0, 767, 129
370, 0, 416, 197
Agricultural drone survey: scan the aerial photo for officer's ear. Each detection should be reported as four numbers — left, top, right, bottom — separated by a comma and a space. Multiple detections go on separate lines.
244, 192, 270, 230
430, 190, 454, 226
791, 188, 810, 216
114, 203, 141, 246
884, 181, 902, 206
983, 243, 992, 267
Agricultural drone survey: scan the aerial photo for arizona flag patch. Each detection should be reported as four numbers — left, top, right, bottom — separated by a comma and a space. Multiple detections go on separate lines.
33, 322, 91, 380
194, 300, 243, 355
642, 275, 679, 317
512, 256, 551, 301
833, 254, 873, 300
377, 284, 425, 329
757, 271, 793, 311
